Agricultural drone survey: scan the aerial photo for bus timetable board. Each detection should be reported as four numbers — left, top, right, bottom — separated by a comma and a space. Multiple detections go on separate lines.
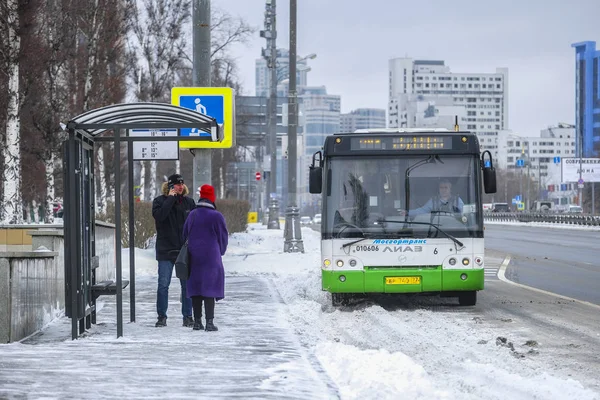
325, 132, 480, 156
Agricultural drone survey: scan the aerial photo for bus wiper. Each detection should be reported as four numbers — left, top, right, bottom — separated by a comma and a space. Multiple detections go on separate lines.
376, 219, 464, 249
340, 232, 380, 249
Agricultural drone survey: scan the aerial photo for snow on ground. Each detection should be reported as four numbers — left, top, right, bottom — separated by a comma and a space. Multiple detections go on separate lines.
222, 224, 599, 400
8, 221, 598, 399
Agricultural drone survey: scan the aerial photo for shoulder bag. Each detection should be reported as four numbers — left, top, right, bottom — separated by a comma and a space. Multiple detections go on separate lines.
175, 213, 195, 280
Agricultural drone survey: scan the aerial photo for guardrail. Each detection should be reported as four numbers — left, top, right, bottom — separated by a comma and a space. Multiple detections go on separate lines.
484, 212, 600, 226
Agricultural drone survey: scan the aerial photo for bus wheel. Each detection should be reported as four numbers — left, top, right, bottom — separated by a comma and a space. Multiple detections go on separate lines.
458, 291, 477, 306
332, 293, 349, 306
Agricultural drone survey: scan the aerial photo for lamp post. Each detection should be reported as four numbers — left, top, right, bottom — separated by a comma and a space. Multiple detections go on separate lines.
283, 0, 304, 253
261, 0, 280, 229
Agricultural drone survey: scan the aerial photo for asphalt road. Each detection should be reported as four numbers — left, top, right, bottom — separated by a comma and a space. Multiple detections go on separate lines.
484, 224, 600, 305
477, 279, 600, 393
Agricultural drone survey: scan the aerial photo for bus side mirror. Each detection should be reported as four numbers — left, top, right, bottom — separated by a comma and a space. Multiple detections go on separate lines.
309, 151, 323, 194
482, 151, 497, 194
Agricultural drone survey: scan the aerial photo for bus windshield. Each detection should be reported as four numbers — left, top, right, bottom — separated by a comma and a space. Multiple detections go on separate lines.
324, 155, 482, 239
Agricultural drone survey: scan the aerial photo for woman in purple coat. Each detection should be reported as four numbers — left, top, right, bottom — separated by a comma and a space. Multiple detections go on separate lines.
182, 184, 228, 331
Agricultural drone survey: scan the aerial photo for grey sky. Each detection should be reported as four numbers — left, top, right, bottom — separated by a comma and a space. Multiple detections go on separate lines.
215, 0, 599, 135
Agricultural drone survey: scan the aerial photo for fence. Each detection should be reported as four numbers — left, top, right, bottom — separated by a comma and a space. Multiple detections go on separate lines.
484, 212, 600, 226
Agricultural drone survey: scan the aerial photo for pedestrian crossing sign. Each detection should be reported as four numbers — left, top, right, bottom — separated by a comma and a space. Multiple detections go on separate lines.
171, 87, 235, 149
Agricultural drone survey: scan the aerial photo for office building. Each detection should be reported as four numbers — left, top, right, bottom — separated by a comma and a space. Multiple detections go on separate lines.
340, 108, 386, 132
572, 41, 600, 158
389, 58, 508, 158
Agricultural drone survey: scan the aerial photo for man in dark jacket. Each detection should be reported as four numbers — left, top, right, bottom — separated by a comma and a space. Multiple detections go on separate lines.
152, 174, 196, 327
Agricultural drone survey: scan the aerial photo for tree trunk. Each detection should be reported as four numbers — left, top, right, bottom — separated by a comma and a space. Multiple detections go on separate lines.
149, 161, 157, 199
139, 161, 146, 201
97, 146, 108, 215
44, 153, 55, 223
2, 0, 23, 224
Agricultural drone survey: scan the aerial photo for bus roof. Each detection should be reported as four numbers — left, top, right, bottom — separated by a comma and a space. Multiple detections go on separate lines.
351, 128, 458, 134
322, 130, 480, 156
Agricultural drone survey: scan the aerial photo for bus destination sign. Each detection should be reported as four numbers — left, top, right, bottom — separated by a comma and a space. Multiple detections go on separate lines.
350, 136, 453, 151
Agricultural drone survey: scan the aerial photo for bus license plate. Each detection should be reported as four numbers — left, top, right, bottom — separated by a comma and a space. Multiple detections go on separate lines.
385, 277, 421, 285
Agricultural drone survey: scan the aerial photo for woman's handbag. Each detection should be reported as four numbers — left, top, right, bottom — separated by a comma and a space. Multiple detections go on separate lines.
175, 213, 195, 280
174, 239, 190, 280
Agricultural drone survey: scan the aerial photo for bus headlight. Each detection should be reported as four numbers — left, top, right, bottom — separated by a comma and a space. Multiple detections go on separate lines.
336, 260, 344, 267
475, 256, 483, 266
462, 258, 470, 266
460, 273, 468, 280
449, 257, 457, 266
349, 259, 357, 267
323, 259, 331, 267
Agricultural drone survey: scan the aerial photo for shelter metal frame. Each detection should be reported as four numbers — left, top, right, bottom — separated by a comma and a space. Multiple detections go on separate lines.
63, 102, 221, 339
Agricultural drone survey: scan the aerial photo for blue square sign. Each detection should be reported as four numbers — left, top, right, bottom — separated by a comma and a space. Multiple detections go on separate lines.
171, 87, 234, 149
179, 95, 224, 137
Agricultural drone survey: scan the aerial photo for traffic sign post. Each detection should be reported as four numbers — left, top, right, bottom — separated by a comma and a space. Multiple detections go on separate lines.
255, 172, 261, 181
129, 129, 179, 160
171, 87, 235, 149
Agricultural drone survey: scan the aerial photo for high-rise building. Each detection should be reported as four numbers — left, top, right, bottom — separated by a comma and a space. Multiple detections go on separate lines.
340, 108, 386, 132
572, 41, 600, 158
388, 58, 508, 158
255, 49, 310, 97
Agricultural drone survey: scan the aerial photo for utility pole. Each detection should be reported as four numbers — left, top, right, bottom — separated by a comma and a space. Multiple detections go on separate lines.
192, 0, 211, 200
261, 0, 280, 229
578, 127, 584, 208
283, 0, 303, 252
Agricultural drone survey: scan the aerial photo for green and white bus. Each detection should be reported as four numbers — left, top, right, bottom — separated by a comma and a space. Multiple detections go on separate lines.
309, 129, 497, 306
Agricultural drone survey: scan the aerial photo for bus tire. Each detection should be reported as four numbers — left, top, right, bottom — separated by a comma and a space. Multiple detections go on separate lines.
458, 291, 477, 306
331, 293, 349, 306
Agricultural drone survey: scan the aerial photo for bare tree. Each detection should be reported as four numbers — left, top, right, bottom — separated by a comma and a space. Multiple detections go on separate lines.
0, 0, 23, 223
125, 0, 191, 201
176, 6, 255, 196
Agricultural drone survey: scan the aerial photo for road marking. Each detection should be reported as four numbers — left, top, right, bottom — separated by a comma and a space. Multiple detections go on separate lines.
484, 267, 499, 279
498, 255, 600, 310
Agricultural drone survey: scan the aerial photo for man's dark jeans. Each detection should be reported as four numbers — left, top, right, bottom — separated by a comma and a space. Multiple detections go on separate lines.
157, 260, 192, 320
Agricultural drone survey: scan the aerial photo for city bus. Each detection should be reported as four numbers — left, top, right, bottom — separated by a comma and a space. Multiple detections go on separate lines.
309, 129, 497, 306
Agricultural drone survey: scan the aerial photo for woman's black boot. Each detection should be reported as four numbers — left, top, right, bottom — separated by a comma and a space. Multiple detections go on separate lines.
193, 319, 204, 331
205, 319, 218, 331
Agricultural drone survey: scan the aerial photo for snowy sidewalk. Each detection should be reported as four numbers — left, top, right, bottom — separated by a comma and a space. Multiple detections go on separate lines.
0, 274, 338, 399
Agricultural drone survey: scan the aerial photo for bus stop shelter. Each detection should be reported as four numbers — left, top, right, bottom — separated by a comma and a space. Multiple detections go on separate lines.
62, 102, 221, 339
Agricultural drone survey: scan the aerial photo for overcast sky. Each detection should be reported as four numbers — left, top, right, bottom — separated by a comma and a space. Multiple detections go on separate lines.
215, 0, 599, 136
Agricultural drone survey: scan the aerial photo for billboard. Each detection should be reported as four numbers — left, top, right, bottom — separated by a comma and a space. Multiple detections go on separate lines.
561, 158, 600, 183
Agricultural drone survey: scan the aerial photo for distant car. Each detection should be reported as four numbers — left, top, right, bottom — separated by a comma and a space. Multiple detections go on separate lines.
313, 213, 322, 224
565, 205, 583, 214
53, 202, 63, 217
300, 216, 312, 226
491, 203, 509, 213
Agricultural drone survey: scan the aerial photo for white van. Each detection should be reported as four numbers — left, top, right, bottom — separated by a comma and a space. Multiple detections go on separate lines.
565, 205, 583, 214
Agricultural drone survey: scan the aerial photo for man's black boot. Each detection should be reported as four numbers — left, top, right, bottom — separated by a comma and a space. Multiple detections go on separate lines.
155, 316, 167, 327
205, 319, 218, 331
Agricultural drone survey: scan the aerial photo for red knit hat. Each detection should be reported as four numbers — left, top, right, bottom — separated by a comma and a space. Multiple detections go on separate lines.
199, 184, 216, 203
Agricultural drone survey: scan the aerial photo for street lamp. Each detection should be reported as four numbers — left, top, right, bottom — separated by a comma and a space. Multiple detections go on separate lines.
283, 0, 304, 253
261, 0, 280, 229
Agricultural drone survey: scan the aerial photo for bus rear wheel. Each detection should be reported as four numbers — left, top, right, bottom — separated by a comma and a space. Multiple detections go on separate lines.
458, 291, 477, 306
331, 293, 350, 306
